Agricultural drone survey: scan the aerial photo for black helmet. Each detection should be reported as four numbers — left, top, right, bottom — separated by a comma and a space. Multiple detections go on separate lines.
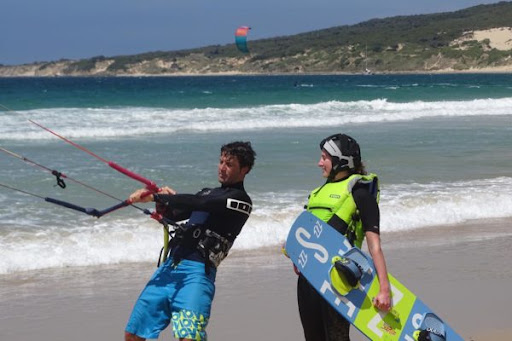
319, 134, 361, 176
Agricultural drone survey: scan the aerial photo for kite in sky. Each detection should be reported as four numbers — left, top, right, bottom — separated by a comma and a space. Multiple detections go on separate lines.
235, 26, 251, 53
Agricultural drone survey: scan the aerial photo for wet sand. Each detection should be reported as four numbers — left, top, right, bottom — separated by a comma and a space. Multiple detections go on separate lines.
1, 218, 511, 340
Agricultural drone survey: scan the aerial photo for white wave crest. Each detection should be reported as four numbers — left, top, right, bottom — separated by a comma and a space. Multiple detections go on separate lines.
0, 217, 163, 274
2, 97, 512, 140
1, 177, 512, 274
380, 176, 512, 231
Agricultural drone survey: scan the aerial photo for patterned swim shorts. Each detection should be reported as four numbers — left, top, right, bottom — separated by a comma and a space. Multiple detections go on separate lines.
125, 258, 216, 340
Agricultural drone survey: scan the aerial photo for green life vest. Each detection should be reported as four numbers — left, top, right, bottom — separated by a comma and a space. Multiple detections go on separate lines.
305, 173, 379, 248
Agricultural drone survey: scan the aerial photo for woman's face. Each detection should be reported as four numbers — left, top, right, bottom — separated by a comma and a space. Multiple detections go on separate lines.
318, 150, 333, 178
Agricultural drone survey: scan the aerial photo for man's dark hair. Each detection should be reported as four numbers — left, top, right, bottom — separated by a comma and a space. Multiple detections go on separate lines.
221, 141, 256, 172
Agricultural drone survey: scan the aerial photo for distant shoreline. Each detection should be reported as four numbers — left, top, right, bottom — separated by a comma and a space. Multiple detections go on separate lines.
1, 67, 512, 78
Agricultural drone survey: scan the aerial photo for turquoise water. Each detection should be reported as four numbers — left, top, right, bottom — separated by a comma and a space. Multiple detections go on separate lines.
1, 74, 511, 274
3, 74, 512, 109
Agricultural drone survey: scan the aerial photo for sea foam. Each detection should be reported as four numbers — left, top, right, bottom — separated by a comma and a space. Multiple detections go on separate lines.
1, 177, 511, 274
2, 97, 512, 140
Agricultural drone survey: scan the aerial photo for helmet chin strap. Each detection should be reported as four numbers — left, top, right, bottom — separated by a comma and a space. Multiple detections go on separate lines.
328, 168, 351, 181
328, 164, 339, 180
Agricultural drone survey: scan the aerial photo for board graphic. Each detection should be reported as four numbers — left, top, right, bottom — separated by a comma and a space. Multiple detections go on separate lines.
285, 211, 463, 341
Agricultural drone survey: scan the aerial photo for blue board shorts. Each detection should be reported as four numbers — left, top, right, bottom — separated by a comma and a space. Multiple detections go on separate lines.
125, 258, 217, 340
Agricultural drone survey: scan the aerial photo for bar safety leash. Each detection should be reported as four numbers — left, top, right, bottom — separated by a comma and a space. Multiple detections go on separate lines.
0, 146, 151, 217
0, 182, 117, 218
27, 119, 173, 263
29, 119, 159, 193
28, 119, 163, 217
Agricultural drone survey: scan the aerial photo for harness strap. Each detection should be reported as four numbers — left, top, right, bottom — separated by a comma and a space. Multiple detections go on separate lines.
167, 225, 232, 272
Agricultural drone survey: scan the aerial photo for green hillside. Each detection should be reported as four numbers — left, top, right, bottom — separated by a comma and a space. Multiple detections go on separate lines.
2, 1, 512, 76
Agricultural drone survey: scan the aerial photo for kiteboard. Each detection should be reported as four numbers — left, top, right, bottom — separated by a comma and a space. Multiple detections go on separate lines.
285, 211, 463, 341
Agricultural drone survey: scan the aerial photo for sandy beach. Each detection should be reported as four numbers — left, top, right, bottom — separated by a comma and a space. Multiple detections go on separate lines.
1, 217, 511, 341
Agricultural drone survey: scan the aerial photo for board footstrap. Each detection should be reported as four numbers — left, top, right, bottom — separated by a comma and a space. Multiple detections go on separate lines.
413, 313, 446, 341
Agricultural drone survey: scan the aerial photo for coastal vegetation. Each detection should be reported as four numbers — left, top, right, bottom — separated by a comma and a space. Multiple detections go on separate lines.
2, 1, 512, 76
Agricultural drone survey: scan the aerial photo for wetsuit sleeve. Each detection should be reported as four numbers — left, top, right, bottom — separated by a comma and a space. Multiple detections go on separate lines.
152, 193, 194, 221
154, 193, 228, 212
352, 185, 380, 234
154, 188, 251, 223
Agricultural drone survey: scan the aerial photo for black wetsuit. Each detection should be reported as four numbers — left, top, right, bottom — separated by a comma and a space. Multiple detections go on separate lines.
297, 184, 380, 341
153, 181, 252, 264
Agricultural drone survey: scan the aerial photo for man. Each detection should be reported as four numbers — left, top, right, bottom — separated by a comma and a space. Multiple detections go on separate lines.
125, 141, 256, 341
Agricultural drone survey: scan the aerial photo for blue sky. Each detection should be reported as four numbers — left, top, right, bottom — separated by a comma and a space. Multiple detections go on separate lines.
0, 0, 504, 65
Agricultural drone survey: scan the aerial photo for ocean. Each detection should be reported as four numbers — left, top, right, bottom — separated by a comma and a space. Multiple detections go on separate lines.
1, 74, 511, 275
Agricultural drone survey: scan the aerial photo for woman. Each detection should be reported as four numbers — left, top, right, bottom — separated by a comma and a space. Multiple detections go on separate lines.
297, 133, 391, 341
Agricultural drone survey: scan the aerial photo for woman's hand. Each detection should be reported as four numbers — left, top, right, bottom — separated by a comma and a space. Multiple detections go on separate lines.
373, 290, 391, 312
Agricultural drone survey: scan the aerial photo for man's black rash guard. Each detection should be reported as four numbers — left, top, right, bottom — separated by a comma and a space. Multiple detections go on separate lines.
153, 181, 252, 243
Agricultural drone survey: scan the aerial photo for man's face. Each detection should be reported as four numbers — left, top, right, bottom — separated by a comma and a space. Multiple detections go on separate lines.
218, 152, 248, 185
